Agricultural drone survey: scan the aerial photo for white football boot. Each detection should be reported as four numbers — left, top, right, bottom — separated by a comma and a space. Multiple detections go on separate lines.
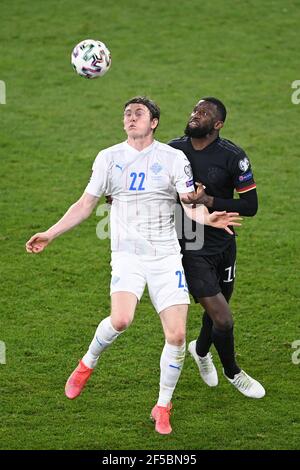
224, 369, 265, 398
188, 340, 218, 387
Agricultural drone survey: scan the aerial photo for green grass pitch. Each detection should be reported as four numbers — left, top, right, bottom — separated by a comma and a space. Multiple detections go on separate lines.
1, 0, 299, 450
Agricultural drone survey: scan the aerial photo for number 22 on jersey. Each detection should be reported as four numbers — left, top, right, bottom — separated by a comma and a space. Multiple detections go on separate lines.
129, 172, 146, 191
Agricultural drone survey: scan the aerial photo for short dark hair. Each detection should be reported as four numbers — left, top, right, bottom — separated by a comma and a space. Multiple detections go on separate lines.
124, 96, 160, 122
201, 97, 227, 122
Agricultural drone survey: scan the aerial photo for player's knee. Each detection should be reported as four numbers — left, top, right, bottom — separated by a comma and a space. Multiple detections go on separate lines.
111, 315, 132, 332
165, 329, 186, 346
214, 315, 233, 331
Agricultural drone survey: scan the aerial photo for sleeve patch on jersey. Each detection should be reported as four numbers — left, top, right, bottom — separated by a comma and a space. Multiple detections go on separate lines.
184, 164, 193, 178
186, 179, 194, 187
238, 157, 250, 172
238, 171, 253, 182
236, 183, 256, 193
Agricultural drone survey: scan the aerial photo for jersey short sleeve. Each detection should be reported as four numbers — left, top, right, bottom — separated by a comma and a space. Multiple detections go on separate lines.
230, 151, 256, 194
173, 150, 195, 194
85, 151, 110, 197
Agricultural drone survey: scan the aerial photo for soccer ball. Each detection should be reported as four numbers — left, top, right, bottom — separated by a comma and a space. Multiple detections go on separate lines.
71, 39, 111, 79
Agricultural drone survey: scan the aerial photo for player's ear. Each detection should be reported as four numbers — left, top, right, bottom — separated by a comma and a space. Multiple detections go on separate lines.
214, 121, 224, 131
151, 118, 159, 131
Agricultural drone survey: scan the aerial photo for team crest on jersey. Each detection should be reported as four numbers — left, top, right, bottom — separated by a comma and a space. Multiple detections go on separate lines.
238, 157, 250, 172
208, 166, 224, 183
184, 164, 193, 178
150, 163, 162, 175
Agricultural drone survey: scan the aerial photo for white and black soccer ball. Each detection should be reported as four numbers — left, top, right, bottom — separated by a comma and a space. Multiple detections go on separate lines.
71, 39, 111, 79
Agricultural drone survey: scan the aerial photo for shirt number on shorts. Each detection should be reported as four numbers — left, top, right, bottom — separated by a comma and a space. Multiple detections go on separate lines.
176, 270, 187, 289
129, 172, 146, 191
223, 263, 236, 283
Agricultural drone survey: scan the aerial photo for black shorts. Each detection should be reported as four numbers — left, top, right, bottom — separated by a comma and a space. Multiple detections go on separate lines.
182, 240, 236, 302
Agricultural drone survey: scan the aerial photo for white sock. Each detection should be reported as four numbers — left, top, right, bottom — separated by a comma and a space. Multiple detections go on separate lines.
157, 341, 186, 407
82, 317, 121, 369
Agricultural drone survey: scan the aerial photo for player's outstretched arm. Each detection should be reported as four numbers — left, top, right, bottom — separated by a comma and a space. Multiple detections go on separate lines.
179, 195, 242, 235
206, 210, 242, 235
25, 192, 99, 254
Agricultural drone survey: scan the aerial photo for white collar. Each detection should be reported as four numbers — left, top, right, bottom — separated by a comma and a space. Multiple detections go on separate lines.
124, 140, 157, 155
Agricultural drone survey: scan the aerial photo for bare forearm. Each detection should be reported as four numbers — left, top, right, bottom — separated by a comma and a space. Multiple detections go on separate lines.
180, 200, 241, 235
25, 192, 99, 254
47, 201, 93, 240
182, 203, 210, 225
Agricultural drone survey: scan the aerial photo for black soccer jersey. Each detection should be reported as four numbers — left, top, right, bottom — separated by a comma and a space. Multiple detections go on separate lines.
168, 136, 256, 256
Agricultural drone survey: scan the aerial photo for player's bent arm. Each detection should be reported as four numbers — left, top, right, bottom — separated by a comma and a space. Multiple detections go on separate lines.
179, 193, 242, 235
212, 189, 258, 216
25, 192, 99, 253
180, 184, 258, 217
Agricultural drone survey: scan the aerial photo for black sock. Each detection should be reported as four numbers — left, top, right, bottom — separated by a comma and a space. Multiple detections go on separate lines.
196, 312, 213, 357
211, 326, 240, 379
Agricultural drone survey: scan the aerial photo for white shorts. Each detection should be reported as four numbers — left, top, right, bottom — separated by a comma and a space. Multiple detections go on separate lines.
110, 251, 190, 313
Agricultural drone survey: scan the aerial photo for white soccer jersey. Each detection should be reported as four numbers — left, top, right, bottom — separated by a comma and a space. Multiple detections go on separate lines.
85, 140, 195, 255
